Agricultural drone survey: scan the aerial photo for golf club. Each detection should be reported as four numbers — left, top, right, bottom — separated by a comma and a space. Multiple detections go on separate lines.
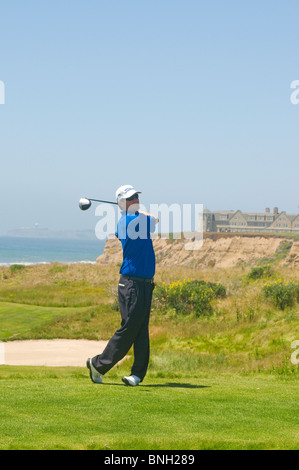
79, 197, 118, 211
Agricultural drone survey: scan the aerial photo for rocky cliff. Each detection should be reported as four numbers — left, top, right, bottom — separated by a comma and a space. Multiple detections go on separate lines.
96, 234, 299, 268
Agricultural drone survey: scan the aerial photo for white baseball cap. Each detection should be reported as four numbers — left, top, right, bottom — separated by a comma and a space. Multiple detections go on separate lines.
115, 185, 141, 201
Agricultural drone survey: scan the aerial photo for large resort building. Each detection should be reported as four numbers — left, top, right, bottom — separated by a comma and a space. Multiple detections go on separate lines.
203, 208, 299, 233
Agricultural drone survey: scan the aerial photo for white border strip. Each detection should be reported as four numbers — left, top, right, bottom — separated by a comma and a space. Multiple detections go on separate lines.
0, 341, 5, 365
0, 81, 5, 105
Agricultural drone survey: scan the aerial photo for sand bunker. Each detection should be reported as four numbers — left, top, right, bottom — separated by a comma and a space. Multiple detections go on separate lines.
1, 339, 108, 367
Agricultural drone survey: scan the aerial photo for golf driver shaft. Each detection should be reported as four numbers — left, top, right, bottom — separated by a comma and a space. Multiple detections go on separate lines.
89, 198, 118, 205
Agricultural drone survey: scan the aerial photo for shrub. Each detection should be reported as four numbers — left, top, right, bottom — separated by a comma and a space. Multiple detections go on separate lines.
190, 280, 227, 299
275, 240, 293, 259
263, 280, 299, 310
9, 264, 26, 275
153, 279, 226, 317
247, 264, 272, 280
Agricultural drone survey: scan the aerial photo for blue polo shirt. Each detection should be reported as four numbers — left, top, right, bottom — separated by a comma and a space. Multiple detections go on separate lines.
115, 211, 156, 279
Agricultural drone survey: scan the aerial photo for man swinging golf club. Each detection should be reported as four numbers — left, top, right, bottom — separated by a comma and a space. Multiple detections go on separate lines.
87, 185, 159, 386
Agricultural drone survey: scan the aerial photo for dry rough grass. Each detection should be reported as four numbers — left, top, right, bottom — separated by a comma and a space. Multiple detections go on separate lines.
0, 261, 298, 373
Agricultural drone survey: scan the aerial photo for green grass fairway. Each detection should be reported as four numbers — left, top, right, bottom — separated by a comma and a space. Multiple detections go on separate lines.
0, 367, 298, 450
0, 302, 79, 340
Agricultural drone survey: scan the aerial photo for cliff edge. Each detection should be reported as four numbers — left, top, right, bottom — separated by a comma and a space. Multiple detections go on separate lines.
96, 234, 299, 268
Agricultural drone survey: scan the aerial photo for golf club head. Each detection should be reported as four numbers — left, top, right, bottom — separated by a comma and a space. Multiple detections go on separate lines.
79, 197, 92, 211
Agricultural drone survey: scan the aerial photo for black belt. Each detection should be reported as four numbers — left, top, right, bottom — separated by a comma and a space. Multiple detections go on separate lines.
121, 275, 154, 284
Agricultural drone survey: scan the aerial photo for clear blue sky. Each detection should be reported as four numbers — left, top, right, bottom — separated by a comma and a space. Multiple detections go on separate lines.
1, 0, 299, 234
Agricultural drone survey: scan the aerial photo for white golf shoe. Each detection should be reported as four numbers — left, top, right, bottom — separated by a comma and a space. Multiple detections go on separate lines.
122, 375, 141, 387
86, 358, 103, 384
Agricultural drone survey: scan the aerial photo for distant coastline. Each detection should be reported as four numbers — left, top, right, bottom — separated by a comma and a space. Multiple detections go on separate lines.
0, 235, 106, 266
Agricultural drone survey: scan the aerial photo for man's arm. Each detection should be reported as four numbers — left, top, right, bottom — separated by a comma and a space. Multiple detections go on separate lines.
138, 210, 159, 224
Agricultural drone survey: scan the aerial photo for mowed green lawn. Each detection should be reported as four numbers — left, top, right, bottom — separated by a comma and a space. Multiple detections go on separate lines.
0, 302, 78, 340
0, 366, 298, 450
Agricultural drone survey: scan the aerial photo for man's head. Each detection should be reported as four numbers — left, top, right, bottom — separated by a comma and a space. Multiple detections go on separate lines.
115, 185, 141, 211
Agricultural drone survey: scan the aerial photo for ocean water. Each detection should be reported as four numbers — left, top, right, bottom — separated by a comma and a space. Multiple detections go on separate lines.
0, 237, 106, 266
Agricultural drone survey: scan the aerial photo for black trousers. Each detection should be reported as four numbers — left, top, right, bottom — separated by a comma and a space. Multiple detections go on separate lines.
92, 275, 155, 382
